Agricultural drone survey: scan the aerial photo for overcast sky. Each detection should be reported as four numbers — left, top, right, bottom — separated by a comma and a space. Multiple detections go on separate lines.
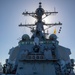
0, 0, 75, 65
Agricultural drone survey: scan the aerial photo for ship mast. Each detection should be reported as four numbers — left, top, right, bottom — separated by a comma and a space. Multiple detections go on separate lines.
19, 2, 62, 39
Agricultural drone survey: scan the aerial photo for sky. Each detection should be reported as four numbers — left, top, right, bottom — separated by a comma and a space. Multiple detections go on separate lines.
0, 0, 75, 65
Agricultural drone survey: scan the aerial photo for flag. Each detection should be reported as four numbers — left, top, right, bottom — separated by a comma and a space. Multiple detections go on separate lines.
54, 28, 56, 34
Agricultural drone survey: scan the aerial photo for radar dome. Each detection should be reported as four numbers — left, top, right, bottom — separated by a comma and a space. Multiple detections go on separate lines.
49, 34, 57, 40
36, 8, 44, 16
22, 34, 30, 41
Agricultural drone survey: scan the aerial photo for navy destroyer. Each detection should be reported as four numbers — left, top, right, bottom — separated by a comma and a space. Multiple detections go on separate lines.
3, 2, 75, 75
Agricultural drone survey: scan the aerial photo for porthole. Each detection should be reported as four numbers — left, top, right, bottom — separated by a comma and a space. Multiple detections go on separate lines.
32, 55, 35, 59
36, 56, 39, 59
40, 55, 43, 59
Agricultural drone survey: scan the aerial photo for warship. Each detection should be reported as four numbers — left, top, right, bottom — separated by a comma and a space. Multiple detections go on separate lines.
3, 2, 75, 75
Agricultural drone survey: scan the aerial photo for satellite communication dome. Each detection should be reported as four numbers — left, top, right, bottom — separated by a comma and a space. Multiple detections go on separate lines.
49, 34, 57, 40
35, 8, 44, 16
34, 37, 39, 45
22, 34, 30, 41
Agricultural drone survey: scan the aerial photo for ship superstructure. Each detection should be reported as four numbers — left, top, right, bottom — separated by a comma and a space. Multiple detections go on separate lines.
3, 2, 75, 75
